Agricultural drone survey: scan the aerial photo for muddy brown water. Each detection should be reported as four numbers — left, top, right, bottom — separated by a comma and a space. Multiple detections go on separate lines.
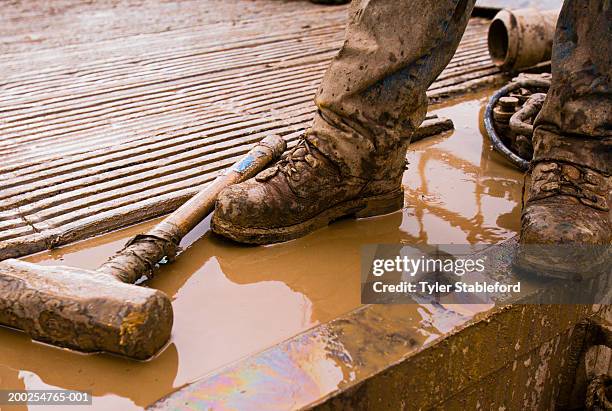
0, 90, 523, 410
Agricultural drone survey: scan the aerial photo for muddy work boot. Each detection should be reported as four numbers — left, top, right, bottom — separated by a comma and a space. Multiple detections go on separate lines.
516, 161, 611, 279
212, 0, 476, 244
514, 0, 611, 280
211, 135, 405, 244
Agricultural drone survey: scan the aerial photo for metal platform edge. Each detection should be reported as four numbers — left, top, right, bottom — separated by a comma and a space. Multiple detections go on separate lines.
149, 237, 609, 410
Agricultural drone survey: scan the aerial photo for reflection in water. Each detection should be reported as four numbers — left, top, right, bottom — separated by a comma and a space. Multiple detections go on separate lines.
1, 90, 523, 409
0, 365, 27, 411
402, 93, 522, 244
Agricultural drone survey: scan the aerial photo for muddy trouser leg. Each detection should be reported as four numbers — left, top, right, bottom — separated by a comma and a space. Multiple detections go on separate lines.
533, 0, 611, 176
519, 0, 611, 277
308, 0, 476, 181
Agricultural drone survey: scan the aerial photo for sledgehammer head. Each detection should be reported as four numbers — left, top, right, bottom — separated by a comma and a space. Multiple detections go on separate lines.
0, 259, 173, 360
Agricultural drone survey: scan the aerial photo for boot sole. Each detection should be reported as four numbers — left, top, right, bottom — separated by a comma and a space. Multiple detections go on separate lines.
212, 189, 404, 244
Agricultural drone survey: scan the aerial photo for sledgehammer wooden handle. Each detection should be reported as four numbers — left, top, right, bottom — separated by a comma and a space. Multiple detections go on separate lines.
98, 135, 286, 283
163, 134, 286, 238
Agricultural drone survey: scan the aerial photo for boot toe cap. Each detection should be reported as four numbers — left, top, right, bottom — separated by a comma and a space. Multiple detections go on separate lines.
521, 197, 610, 245
212, 180, 270, 230
517, 197, 611, 279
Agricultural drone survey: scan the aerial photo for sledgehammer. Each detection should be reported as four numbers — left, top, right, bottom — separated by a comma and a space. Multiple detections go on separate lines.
0, 135, 286, 360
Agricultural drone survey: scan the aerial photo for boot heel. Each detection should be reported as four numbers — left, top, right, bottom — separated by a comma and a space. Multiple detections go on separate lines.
355, 189, 404, 218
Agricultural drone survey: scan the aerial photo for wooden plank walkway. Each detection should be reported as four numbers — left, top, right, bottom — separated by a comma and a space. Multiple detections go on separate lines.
0, 0, 504, 259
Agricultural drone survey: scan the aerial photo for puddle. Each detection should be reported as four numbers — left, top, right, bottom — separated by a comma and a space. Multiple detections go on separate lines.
1, 89, 523, 410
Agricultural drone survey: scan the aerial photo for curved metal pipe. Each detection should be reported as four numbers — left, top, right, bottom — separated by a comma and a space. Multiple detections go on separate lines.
484, 77, 551, 171
484, 83, 530, 171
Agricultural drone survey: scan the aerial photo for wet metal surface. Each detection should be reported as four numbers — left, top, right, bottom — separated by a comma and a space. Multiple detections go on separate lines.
0, 0, 505, 260
154, 237, 609, 410
155, 280, 606, 410
0, 91, 524, 409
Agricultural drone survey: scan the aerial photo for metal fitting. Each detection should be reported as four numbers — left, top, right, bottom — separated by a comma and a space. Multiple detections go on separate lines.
488, 8, 559, 72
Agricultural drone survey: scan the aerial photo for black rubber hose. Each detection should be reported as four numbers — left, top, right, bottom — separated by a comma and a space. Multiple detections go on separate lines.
483, 83, 530, 171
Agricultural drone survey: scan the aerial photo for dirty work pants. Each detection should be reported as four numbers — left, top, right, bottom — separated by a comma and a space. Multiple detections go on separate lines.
309, 0, 611, 179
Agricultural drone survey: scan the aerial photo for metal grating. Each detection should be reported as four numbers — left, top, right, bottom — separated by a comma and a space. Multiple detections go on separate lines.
0, 0, 505, 259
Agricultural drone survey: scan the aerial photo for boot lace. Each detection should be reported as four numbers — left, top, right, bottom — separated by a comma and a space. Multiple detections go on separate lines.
529, 161, 610, 211
276, 138, 317, 178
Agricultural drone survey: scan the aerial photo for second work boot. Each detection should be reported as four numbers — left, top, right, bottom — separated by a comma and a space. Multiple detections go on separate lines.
515, 160, 611, 279
211, 133, 406, 244
514, 0, 611, 280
